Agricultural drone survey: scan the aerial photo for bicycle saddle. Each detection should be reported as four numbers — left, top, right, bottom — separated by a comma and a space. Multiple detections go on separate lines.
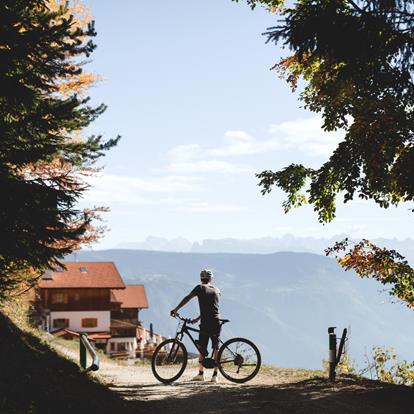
219, 319, 230, 324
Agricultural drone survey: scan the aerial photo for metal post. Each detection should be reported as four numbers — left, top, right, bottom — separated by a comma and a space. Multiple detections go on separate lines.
336, 328, 348, 365
80, 332, 87, 369
150, 323, 154, 344
140, 337, 144, 359
328, 327, 337, 382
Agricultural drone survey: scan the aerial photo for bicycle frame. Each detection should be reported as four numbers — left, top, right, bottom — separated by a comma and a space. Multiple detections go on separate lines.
152, 315, 261, 384
174, 318, 223, 359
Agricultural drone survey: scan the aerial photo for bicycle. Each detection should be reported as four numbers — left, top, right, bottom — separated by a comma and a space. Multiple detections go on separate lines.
151, 314, 261, 384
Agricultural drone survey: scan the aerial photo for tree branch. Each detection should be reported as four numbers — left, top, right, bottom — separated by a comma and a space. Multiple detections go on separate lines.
347, 0, 363, 13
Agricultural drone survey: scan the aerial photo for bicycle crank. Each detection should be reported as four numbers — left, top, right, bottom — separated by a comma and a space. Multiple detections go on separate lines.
234, 354, 244, 373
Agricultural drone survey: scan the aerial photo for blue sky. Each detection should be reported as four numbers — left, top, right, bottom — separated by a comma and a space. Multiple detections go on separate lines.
79, 0, 414, 249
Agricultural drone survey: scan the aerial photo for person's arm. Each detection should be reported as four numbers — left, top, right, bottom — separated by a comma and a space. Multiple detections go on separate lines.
170, 290, 197, 316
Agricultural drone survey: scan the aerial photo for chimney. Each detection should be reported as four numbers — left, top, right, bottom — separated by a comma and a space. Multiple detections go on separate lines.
42, 270, 53, 280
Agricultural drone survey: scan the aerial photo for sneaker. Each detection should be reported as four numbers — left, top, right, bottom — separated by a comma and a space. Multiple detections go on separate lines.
211, 374, 219, 383
192, 373, 205, 381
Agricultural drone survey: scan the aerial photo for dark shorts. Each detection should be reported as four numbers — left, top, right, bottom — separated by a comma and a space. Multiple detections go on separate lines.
198, 319, 221, 352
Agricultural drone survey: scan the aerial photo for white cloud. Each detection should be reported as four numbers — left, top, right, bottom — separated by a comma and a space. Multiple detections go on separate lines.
167, 144, 203, 162
81, 173, 247, 216
208, 140, 260, 157
82, 173, 203, 205
92, 173, 201, 193
176, 201, 247, 213
268, 117, 344, 156
167, 160, 253, 174
224, 130, 254, 141
166, 116, 344, 164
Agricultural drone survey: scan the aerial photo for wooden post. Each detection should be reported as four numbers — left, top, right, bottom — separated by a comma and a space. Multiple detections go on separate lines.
328, 327, 337, 382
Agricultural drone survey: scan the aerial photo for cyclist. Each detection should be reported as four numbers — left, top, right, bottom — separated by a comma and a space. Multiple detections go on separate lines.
170, 269, 221, 382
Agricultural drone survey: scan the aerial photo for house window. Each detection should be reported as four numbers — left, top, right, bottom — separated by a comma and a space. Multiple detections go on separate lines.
52, 292, 68, 304
118, 342, 127, 351
80, 267, 88, 273
53, 318, 69, 329
73, 293, 80, 302
110, 342, 115, 351
81, 318, 98, 328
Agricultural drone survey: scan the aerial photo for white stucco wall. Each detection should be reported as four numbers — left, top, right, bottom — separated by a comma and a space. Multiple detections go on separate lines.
107, 337, 137, 358
50, 310, 110, 332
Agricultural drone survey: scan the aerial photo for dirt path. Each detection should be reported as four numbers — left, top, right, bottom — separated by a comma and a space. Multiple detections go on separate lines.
53, 343, 414, 414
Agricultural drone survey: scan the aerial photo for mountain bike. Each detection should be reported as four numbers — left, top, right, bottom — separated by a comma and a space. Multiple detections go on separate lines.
151, 314, 261, 384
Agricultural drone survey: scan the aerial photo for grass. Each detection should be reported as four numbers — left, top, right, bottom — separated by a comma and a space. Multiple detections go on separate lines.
260, 364, 325, 381
50, 336, 83, 352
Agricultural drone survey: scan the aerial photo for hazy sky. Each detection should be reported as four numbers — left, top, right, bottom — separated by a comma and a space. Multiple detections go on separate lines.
80, 0, 414, 249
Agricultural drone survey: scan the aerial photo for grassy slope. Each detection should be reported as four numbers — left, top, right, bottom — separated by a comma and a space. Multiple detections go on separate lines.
0, 311, 138, 414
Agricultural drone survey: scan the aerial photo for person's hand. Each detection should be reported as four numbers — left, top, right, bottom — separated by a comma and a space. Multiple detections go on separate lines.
190, 317, 200, 324
170, 309, 177, 317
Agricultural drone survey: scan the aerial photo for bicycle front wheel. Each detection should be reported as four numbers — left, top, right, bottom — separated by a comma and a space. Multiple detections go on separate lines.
217, 337, 261, 383
151, 339, 188, 384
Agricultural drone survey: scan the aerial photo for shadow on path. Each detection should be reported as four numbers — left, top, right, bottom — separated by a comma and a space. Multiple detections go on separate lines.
114, 377, 414, 414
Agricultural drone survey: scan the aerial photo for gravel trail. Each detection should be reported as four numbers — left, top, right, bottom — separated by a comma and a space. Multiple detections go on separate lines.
54, 342, 414, 413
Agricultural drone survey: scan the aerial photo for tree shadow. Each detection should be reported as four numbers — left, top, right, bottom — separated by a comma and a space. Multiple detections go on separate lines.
0, 312, 137, 414
116, 376, 414, 414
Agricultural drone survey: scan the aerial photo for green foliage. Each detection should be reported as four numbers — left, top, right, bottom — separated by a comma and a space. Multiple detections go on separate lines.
0, 0, 118, 298
256, 1, 414, 222
327, 239, 414, 308
257, 164, 313, 212
322, 351, 356, 376
368, 346, 414, 385
232, 0, 285, 11
336, 352, 356, 375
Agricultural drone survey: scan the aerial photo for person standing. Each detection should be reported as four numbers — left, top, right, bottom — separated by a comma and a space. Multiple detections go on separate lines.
170, 269, 221, 382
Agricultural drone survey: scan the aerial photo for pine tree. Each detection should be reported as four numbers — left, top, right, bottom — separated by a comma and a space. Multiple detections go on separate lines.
0, 0, 119, 298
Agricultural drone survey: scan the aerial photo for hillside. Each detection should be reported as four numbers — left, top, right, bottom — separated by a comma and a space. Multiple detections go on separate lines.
69, 249, 414, 370
0, 311, 133, 414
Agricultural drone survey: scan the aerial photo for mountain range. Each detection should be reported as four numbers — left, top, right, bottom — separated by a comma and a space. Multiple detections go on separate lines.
68, 249, 414, 370
116, 235, 414, 264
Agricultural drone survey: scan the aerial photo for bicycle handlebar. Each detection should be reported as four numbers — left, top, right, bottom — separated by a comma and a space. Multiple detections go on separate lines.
172, 313, 230, 325
171, 313, 193, 324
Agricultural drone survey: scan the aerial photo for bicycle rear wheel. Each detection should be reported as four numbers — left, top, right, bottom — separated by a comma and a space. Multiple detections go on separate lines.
217, 337, 261, 383
151, 339, 188, 384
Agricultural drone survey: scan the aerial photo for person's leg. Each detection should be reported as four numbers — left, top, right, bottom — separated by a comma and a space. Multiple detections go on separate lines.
193, 327, 208, 380
211, 321, 221, 380
212, 346, 219, 376
198, 351, 205, 375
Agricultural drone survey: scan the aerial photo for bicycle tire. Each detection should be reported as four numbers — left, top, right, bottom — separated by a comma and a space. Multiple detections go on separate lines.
217, 337, 261, 383
151, 338, 188, 384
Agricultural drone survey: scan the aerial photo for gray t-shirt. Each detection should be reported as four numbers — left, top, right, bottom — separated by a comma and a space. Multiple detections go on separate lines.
190, 283, 220, 323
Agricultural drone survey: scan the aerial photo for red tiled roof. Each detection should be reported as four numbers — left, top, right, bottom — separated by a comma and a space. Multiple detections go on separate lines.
111, 285, 149, 309
88, 332, 112, 340
51, 329, 111, 340
51, 328, 80, 338
110, 319, 137, 329
38, 262, 125, 289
